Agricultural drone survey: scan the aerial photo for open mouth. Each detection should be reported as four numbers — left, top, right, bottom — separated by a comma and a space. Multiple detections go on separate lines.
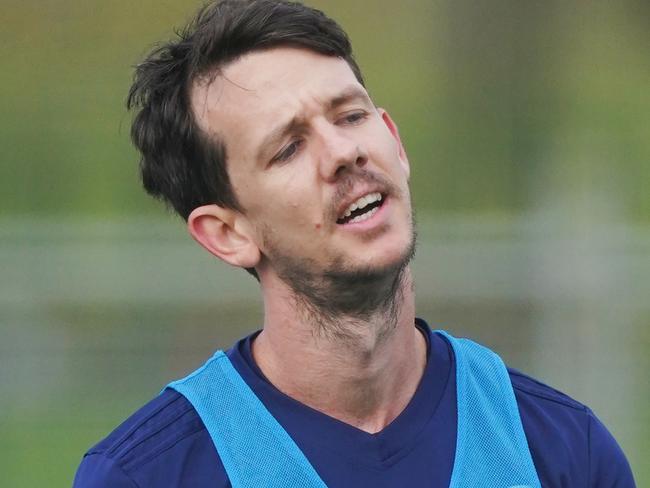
336, 192, 385, 225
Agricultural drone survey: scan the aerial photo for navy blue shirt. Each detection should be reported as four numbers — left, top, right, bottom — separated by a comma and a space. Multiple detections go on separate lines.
73, 320, 635, 487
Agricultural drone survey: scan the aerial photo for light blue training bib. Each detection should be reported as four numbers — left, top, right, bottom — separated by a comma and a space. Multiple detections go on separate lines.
167, 331, 541, 487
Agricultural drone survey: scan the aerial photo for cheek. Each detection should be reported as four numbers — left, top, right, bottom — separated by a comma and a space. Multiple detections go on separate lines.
252, 190, 316, 229
380, 133, 408, 178
233, 162, 324, 231
364, 123, 399, 159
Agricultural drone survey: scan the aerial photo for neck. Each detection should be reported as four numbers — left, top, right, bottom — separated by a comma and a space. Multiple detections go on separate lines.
253, 267, 426, 433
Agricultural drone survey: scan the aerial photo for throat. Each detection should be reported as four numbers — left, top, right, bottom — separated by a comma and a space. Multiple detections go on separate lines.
253, 285, 423, 433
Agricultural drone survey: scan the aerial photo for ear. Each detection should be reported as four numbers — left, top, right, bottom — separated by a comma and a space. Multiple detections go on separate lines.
378, 108, 410, 179
187, 204, 261, 269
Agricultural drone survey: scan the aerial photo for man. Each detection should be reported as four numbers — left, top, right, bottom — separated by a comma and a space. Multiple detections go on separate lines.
73, 1, 635, 486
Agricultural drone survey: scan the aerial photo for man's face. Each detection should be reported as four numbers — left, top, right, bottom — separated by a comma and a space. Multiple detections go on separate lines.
191, 47, 414, 283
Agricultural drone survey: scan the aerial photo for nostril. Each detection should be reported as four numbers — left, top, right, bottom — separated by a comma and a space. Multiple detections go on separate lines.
355, 146, 368, 166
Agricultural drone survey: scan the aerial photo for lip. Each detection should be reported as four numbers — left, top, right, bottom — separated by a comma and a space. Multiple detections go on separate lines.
335, 188, 386, 222
337, 194, 390, 230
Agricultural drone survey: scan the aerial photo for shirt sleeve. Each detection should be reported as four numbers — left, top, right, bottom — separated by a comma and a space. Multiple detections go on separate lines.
72, 453, 138, 488
588, 410, 637, 487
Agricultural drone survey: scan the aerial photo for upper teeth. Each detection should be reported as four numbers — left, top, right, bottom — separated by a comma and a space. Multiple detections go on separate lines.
341, 192, 382, 218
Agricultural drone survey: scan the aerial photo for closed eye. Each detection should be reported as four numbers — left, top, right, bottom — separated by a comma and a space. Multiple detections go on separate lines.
339, 111, 368, 125
272, 139, 303, 163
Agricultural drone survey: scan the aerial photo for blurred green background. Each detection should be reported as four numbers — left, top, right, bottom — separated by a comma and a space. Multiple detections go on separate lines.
1, 0, 648, 485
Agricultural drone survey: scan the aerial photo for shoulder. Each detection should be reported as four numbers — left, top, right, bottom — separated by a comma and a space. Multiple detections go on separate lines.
73, 389, 229, 488
508, 368, 636, 487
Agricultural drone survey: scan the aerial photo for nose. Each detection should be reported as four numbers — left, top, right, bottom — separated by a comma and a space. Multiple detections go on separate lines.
316, 122, 367, 182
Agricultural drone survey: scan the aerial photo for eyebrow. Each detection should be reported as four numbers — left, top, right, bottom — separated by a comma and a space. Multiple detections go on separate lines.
256, 85, 372, 162
328, 85, 372, 111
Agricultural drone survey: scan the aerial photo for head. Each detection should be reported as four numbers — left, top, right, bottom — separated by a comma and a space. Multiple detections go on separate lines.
129, 0, 415, 320
128, 0, 364, 238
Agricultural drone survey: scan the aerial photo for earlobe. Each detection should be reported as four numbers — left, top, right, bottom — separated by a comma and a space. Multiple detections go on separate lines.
187, 205, 261, 269
379, 109, 410, 179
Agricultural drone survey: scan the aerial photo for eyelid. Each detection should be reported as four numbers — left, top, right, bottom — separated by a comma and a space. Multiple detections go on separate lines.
268, 109, 368, 165
272, 138, 303, 163
338, 110, 369, 124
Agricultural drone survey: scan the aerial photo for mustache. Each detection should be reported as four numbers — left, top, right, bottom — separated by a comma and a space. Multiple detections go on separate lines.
328, 169, 402, 220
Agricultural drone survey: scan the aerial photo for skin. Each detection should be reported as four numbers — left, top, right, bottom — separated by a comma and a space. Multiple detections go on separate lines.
187, 47, 426, 433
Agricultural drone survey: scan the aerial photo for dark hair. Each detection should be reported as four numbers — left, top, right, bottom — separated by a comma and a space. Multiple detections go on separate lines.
127, 0, 364, 222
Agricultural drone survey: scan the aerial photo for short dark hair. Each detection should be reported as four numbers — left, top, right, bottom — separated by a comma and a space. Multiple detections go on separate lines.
127, 0, 364, 221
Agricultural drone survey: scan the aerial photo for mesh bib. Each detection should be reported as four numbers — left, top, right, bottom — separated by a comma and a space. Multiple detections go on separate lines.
167, 331, 541, 487
437, 331, 541, 488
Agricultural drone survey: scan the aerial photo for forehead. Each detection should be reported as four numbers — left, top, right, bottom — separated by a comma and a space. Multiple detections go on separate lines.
189, 47, 366, 154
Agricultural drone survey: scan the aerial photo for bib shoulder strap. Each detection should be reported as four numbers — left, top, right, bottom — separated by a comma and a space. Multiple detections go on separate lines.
166, 351, 327, 488
436, 330, 541, 488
